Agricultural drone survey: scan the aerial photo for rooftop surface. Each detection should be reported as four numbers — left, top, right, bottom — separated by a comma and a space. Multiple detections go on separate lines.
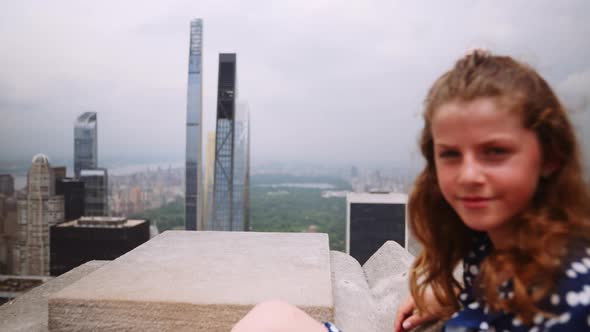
55, 217, 146, 228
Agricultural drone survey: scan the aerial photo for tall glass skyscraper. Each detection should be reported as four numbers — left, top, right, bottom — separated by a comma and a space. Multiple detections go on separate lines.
74, 112, 97, 178
211, 54, 250, 231
231, 103, 250, 231
185, 19, 203, 231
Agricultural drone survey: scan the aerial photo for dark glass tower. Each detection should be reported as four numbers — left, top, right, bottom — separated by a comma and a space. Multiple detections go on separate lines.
79, 168, 108, 217
211, 53, 242, 231
55, 178, 85, 221
185, 19, 203, 231
74, 112, 97, 178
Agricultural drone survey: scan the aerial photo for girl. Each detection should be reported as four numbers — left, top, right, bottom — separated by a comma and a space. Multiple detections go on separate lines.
395, 49, 590, 331
232, 51, 590, 332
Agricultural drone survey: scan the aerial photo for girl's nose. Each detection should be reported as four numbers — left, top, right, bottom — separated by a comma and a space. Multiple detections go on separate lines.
457, 156, 484, 185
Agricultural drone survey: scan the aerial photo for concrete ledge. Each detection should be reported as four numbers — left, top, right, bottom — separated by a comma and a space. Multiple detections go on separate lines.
49, 231, 333, 331
0, 260, 107, 332
330, 241, 444, 332
2, 233, 445, 332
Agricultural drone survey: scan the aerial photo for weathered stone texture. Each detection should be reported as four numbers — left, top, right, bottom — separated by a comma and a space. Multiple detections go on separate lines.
0, 260, 107, 332
331, 240, 417, 332
48, 231, 333, 331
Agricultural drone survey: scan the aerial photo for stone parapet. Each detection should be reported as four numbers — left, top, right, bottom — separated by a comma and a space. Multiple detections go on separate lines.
0, 231, 444, 332
49, 231, 333, 331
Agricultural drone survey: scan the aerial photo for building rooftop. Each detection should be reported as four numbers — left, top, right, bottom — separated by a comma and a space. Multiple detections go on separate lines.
55, 217, 146, 228
75, 112, 97, 127
0, 275, 53, 305
79, 169, 107, 177
31, 153, 50, 165
346, 192, 408, 204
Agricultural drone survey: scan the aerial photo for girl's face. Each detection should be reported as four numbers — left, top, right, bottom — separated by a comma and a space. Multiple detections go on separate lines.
432, 98, 546, 248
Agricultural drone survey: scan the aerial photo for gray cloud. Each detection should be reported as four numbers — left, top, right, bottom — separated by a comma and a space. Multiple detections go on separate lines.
1, 0, 589, 171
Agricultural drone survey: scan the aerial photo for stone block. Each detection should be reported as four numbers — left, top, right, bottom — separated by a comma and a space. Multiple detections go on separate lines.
330, 240, 416, 332
0, 260, 107, 332
49, 231, 333, 331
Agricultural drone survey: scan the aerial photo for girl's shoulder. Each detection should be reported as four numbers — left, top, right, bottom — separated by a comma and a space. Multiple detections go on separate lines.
532, 241, 590, 330
549, 240, 590, 309
448, 239, 590, 331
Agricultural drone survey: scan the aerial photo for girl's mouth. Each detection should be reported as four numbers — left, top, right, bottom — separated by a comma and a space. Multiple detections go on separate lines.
459, 197, 493, 208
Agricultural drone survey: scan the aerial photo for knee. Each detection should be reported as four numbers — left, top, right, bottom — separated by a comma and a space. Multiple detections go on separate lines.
232, 300, 299, 332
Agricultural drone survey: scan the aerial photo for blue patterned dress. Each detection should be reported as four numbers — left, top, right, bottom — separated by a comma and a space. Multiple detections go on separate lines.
445, 233, 590, 332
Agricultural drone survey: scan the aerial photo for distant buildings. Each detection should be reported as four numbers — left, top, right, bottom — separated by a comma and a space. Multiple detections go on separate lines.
0, 275, 52, 305
52, 166, 66, 180
346, 192, 407, 265
109, 166, 183, 217
210, 53, 250, 231
185, 18, 204, 231
0, 174, 14, 196
79, 169, 108, 217
14, 154, 64, 276
50, 216, 149, 276
74, 112, 98, 178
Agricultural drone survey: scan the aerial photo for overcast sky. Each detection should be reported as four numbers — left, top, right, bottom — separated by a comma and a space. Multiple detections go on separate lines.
1, 0, 589, 170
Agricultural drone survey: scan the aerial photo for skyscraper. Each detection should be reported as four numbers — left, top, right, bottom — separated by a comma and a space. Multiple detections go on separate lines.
346, 192, 407, 265
55, 177, 85, 221
211, 54, 250, 231
74, 112, 97, 178
15, 154, 64, 275
203, 131, 216, 229
79, 168, 108, 216
185, 18, 203, 231
231, 103, 250, 231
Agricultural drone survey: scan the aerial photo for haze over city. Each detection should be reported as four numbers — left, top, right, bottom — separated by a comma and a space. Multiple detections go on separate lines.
1, 0, 589, 170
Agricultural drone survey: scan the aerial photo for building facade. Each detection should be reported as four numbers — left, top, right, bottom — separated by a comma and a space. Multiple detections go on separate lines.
346, 192, 407, 265
0, 174, 14, 196
50, 216, 149, 276
74, 112, 98, 178
79, 168, 108, 216
55, 178, 85, 221
231, 103, 250, 231
185, 18, 204, 231
0, 194, 17, 274
211, 53, 251, 231
14, 154, 65, 276
203, 131, 216, 229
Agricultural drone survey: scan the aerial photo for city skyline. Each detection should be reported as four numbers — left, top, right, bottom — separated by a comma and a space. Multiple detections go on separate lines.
2, 1, 589, 172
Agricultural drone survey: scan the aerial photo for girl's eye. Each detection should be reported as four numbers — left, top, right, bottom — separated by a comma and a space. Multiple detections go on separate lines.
438, 150, 460, 158
484, 147, 508, 157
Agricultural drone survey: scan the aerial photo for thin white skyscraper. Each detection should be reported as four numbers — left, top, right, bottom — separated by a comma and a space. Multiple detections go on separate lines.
185, 18, 203, 231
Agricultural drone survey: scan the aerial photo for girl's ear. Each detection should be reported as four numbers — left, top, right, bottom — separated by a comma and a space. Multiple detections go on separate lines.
541, 160, 560, 178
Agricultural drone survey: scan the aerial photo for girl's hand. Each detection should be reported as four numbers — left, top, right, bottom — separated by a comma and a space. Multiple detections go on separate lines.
393, 291, 441, 332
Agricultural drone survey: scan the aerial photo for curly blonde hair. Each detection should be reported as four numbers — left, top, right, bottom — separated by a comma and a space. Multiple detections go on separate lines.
409, 50, 590, 323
